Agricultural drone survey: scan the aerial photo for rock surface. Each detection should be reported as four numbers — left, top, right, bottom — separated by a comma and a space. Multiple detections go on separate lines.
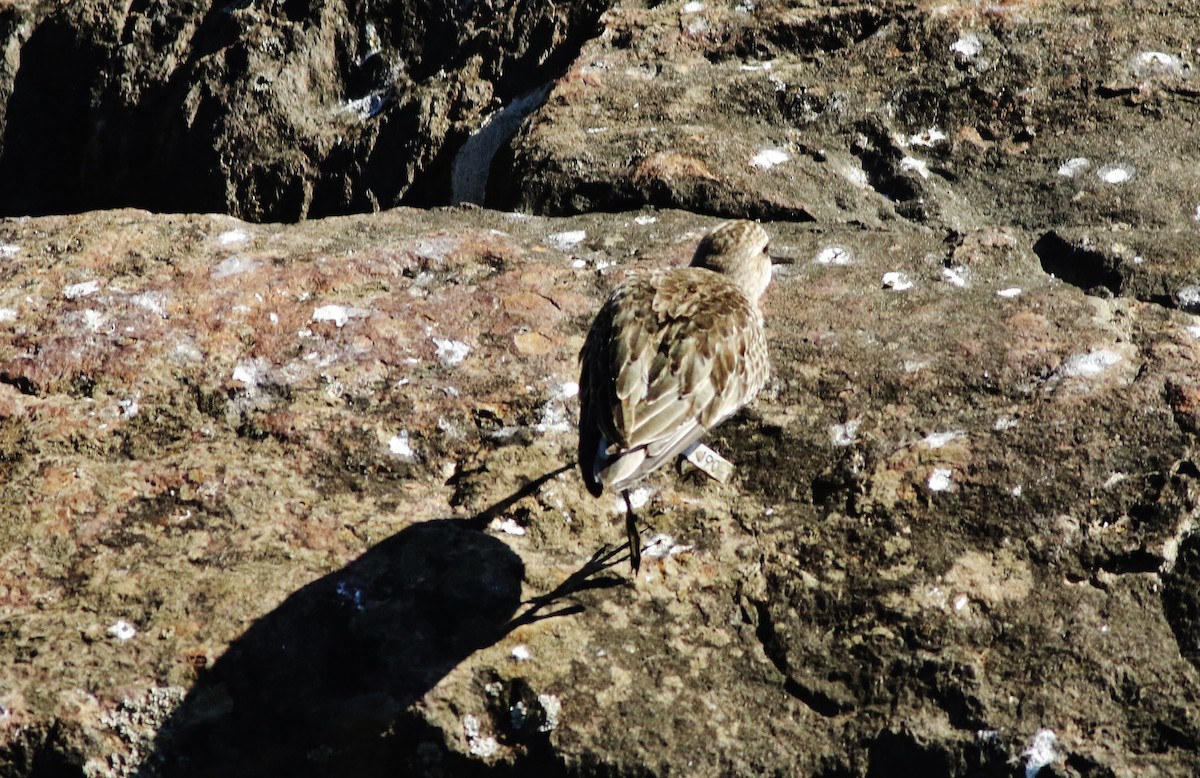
1, 1, 1200, 778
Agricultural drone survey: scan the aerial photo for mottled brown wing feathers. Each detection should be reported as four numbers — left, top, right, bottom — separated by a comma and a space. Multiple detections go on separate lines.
578, 267, 769, 494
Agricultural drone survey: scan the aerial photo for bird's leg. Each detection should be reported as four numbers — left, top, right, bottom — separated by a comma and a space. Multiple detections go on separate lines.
622, 490, 642, 573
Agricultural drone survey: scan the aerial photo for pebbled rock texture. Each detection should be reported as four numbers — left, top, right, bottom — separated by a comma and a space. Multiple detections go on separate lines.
1, 0, 1200, 777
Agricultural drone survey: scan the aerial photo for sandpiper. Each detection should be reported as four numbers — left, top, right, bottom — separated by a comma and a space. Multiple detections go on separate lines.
578, 220, 773, 571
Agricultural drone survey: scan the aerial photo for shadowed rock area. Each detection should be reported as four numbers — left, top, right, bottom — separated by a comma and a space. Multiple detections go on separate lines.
2, 1, 1200, 777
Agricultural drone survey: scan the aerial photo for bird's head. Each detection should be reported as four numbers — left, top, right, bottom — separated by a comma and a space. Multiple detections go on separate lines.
689, 220, 773, 303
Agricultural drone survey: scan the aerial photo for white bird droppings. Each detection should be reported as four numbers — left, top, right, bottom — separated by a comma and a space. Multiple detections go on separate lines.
1097, 163, 1134, 184
433, 337, 471, 367
1060, 349, 1122, 378
814, 246, 853, 266
494, 517, 526, 536
217, 228, 250, 246
830, 418, 861, 447
928, 468, 953, 492
950, 33, 982, 59
107, 620, 137, 641
616, 487, 652, 513
312, 304, 369, 328
642, 532, 693, 559
463, 715, 499, 758
942, 266, 969, 288
211, 256, 262, 280
882, 271, 914, 291
1131, 50, 1185, 77
0, 244, 19, 258
908, 127, 947, 147
63, 279, 102, 299
751, 148, 790, 169
1057, 157, 1091, 177
1176, 286, 1200, 312
1022, 729, 1061, 778
996, 287, 1022, 298
547, 230, 586, 250
682, 0, 705, 11
899, 156, 930, 178
511, 644, 532, 661
82, 309, 107, 332
923, 431, 964, 449
0, 309, 16, 323
633, 214, 657, 226
388, 431, 416, 460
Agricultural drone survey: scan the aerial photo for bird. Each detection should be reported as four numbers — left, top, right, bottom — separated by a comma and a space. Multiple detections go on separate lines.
577, 220, 774, 571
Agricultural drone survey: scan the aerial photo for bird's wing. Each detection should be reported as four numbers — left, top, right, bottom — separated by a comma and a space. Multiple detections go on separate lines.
579, 269, 768, 493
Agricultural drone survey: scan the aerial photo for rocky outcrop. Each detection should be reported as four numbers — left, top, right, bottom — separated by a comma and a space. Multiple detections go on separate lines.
2, 1, 1200, 777
0, 0, 607, 220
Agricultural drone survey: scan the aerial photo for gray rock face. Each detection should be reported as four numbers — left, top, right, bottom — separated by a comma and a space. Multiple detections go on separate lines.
1, 2, 1200, 778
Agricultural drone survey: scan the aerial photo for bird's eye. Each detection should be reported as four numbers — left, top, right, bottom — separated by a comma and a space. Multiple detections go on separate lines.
762, 245, 770, 255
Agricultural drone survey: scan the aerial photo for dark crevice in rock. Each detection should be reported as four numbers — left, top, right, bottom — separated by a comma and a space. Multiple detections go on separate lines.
0, 720, 87, 778
850, 118, 930, 222
1033, 231, 1123, 297
1163, 529, 1200, 672
0, 372, 36, 396
746, 597, 852, 717
0, 1, 613, 222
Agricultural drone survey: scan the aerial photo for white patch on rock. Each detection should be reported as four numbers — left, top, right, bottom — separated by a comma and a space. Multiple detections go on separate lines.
928, 468, 953, 492
511, 644, 532, 661
117, 398, 140, 420
1060, 349, 1122, 378
950, 33, 981, 58
633, 214, 657, 225
82, 309, 108, 332
217, 229, 250, 246
615, 486, 652, 513
1176, 286, 1200, 312
388, 431, 416, 460
0, 308, 16, 323
493, 517, 526, 536
536, 380, 580, 434
908, 127, 947, 147
64, 279, 102, 299
462, 715, 499, 758
682, 0, 705, 11
996, 287, 1022, 298
132, 292, 169, 318
830, 418, 861, 447
211, 256, 262, 280
536, 694, 561, 732
107, 620, 137, 641
899, 156, 930, 178
882, 271, 913, 291
232, 357, 271, 391
1022, 729, 1060, 778
312, 304, 369, 328
433, 337, 471, 367
994, 415, 1019, 431
942, 266, 969, 288
751, 148, 790, 169
814, 246, 853, 265
546, 230, 586, 250
923, 431, 964, 449
0, 244, 19, 258
1096, 163, 1133, 184
642, 532, 693, 559
1057, 157, 1091, 177
1130, 50, 1184, 77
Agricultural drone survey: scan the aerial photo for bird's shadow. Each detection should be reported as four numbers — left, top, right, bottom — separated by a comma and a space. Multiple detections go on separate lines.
134, 467, 624, 778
